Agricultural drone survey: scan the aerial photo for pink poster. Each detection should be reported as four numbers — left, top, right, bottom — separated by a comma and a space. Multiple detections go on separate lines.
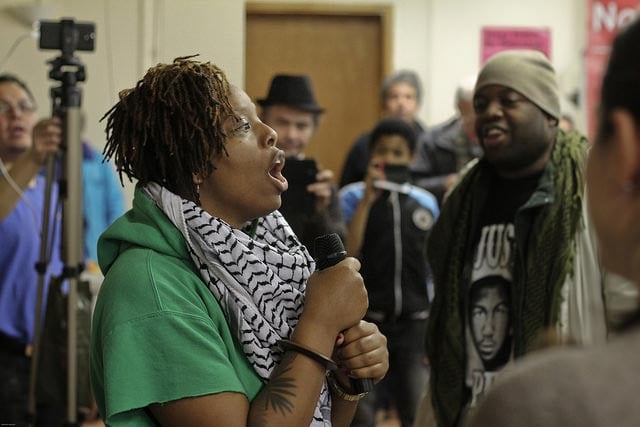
586, 0, 639, 139
481, 27, 551, 64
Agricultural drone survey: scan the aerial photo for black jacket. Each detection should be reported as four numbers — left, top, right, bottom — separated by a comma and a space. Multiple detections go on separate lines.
411, 116, 482, 202
360, 190, 435, 321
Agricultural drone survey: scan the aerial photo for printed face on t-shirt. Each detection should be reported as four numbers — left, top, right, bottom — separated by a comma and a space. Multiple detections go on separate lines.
470, 283, 509, 362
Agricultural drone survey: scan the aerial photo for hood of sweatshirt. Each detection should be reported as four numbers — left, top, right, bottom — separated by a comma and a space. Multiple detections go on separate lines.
98, 185, 190, 275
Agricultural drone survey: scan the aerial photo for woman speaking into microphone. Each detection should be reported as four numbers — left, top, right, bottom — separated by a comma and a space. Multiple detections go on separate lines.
90, 56, 388, 426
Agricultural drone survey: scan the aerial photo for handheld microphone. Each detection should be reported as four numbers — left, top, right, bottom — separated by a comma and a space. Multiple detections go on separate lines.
314, 233, 374, 394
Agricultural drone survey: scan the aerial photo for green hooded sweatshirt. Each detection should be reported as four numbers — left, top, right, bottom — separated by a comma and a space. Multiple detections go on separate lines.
90, 187, 262, 426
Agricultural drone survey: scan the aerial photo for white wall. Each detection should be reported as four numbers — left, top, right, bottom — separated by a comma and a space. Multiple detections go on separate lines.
0, 0, 589, 207
426, 0, 587, 128
155, 0, 244, 82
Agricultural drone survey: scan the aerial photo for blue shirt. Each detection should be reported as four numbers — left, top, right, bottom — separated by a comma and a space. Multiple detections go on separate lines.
0, 175, 63, 344
339, 181, 440, 223
82, 143, 124, 261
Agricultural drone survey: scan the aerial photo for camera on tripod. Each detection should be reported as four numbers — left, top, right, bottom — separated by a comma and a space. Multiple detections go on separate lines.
38, 18, 95, 54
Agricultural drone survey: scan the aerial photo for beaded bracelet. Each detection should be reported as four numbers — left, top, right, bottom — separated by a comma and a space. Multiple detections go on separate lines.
326, 371, 370, 401
278, 339, 338, 371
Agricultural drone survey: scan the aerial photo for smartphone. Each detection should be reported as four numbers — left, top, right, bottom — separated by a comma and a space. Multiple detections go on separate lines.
383, 164, 411, 184
39, 19, 96, 52
279, 158, 318, 219
372, 163, 412, 193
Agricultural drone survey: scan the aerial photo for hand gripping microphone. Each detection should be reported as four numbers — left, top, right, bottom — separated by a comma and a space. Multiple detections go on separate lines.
314, 233, 374, 394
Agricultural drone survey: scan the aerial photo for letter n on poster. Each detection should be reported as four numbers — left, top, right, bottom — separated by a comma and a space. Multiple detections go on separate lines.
585, 0, 639, 139
480, 27, 551, 64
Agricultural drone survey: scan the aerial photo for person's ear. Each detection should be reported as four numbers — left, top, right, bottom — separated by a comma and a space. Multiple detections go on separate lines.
610, 109, 640, 190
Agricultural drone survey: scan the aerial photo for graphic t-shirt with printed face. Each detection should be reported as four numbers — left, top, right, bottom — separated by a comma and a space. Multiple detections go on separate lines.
465, 171, 541, 409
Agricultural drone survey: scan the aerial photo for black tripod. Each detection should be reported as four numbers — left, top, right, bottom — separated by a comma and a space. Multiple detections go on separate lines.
29, 18, 95, 426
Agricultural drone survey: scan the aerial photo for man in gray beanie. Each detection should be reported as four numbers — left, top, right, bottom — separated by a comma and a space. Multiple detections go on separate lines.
413, 49, 637, 427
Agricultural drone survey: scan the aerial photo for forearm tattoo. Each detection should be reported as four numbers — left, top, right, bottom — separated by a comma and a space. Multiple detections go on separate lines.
259, 355, 297, 417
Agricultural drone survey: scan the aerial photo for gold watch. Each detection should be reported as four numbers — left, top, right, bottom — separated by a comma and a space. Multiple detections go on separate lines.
326, 371, 370, 401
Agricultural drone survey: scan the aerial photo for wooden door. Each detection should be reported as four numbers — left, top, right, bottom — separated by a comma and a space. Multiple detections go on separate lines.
245, 3, 392, 182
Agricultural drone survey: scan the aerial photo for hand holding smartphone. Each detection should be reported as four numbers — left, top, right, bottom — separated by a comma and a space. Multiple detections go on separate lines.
372, 163, 411, 193
382, 164, 411, 184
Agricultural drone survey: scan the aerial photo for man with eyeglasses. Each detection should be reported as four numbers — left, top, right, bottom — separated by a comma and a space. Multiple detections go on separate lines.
0, 74, 62, 423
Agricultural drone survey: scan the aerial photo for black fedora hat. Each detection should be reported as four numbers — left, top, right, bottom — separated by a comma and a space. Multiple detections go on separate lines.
257, 74, 324, 113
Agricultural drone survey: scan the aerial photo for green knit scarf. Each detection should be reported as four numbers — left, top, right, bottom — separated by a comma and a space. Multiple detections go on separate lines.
426, 130, 588, 427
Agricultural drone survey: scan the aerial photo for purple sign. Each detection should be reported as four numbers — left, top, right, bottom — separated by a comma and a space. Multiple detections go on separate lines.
481, 27, 551, 64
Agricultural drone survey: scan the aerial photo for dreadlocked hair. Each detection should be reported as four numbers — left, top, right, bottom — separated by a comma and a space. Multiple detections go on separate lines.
101, 55, 235, 204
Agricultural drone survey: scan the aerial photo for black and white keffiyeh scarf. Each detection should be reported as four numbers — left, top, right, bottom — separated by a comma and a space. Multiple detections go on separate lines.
144, 182, 332, 425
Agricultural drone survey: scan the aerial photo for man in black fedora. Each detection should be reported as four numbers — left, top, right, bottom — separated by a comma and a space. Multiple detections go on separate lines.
258, 74, 345, 255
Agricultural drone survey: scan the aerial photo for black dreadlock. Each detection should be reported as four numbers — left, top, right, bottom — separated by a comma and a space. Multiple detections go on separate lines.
102, 55, 235, 204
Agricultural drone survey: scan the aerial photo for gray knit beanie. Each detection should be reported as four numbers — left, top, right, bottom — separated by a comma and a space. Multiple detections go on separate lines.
474, 50, 561, 119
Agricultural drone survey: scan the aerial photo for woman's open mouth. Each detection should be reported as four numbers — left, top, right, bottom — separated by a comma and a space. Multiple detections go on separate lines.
269, 150, 289, 192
